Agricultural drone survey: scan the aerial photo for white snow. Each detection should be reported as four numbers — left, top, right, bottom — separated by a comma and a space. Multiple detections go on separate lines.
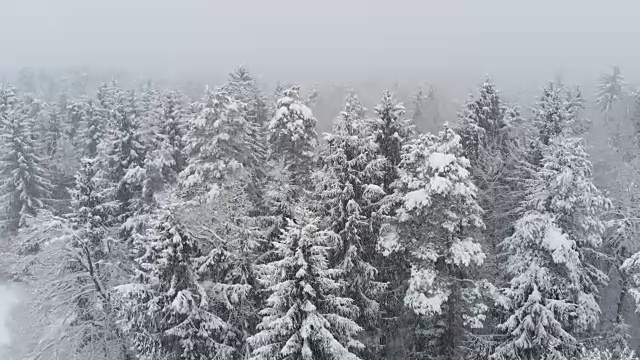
543, 225, 572, 251
428, 152, 456, 172
0, 284, 17, 345
449, 239, 485, 267
404, 189, 429, 210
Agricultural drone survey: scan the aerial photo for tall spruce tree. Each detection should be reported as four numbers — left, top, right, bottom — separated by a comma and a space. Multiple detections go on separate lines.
268, 85, 318, 192
249, 213, 363, 360
116, 210, 236, 360
0, 87, 52, 233
493, 136, 610, 360
180, 87, 263, 200
398, 126, 486, 360
314, 89, 387, 358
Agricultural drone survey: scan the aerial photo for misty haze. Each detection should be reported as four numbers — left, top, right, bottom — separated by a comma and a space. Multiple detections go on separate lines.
1, 1, 640, 360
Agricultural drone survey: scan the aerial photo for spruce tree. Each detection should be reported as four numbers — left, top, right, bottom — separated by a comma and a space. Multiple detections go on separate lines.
116, 210, 235, 360
180, 87, 263, 200
249, 214, 363, 360
493, 136, 610, 360
398, 126, 486, 360
314, 89, 387, 357
0, 88, 52, 233
268, 85, 318, 191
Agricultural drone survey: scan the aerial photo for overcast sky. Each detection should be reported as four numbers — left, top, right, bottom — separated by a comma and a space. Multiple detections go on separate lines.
1, 0, 639, 88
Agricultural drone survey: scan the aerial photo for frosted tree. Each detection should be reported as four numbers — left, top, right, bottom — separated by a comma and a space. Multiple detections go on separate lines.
180, 87, 263, 200
0, 89, 52, 233
453, 80, 525, 304
65, 96, 86, 143
14, 157, 132, 360
456, 79, 509, 163
137, 87, 187, 195
220, 67, 269, 208
313, 89, 387, 357
116, 210, 236, 360
268, 85, 318, 191
178, 174, 267, 358
96, 83, 149, 239
249, 214, 363, 360
579, 347, 638, 360
371, 90, 413, 193
398, 126, 486, 360
75, 97, 107, 158
596, 66, 625, 115
493, 136, 610, 360
305, 84, 319, 109
222, 66, 270, 127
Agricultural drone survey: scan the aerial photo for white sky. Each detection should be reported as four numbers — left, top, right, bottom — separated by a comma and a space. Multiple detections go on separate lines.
0, 0, 639, 86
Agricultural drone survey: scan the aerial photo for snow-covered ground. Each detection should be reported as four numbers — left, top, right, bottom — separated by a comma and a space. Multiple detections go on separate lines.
0, 284, 17, 345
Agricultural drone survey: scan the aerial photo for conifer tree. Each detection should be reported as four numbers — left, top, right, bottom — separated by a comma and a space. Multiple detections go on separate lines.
493, 136, 610, 360
116, 210, 235, 360
398, 126, 486, 360
0, 88, 52, 232
222, 66, 270, 127
268, 85, 318, 191
97, 83, 148, 235
371, 90, 413, 193
249, 214, 363, 360
314, 89, 387, 357
181, 87, 263, 200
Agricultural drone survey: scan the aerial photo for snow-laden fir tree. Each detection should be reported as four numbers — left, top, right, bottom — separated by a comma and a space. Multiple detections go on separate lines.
65, 96, 85, 144
177, 172, 267, 358
17, 157, 130, 360
454, 80, 526, 289
596, 66, 625, 115
116, 209, 236, 360
371, 90, 413, 193
0, 87, 52, 233
455, 79, 509, 163
220, 67, 269, 210
398, 126, 486, 360
313, 89, 387, 357
268, 85, 318, 191
222, 66, 270, 127
492, 136, 610, 360
367, 90, 416, 358
75, 97, 107, 158
97, 83, 148, 235
180, 87, 263, 200
136, 86, 187, 196
249, 212, 363, 360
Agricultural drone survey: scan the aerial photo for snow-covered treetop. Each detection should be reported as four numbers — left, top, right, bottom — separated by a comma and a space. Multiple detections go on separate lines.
596, 66, 625, 113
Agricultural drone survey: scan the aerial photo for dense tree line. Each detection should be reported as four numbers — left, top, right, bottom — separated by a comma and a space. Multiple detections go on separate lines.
2, 66, 640, 360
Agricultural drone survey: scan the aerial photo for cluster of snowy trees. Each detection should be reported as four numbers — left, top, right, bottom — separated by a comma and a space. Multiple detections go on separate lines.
2, 66, 640, 360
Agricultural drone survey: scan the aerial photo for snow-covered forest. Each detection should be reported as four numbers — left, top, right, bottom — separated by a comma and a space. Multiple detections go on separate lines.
0, 63, 638, 360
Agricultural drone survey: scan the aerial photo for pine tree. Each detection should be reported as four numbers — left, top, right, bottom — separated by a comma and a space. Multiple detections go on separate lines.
314, 89, 387, 357
268, 85, 318, 191
493, 136, 610, 360
116, 211, 236, 360
249, 214, 363, 360
398, 126, 486, 360
0, 88, 52, 233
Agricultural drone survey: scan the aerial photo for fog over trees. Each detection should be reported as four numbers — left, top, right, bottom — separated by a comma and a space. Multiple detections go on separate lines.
2, 1, 640, 360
